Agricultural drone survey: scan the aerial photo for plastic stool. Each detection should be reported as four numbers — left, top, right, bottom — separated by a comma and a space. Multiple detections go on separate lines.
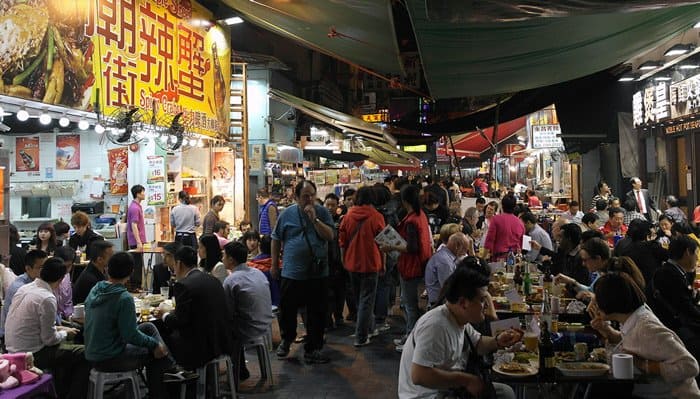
88, 368, 141, 399
196, 355, 236, 399
245, 335, 274, 386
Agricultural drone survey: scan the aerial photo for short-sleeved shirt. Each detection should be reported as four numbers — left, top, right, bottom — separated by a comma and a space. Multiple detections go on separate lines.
424, 247, 457, 305
126, 200, 146, 246
170, 203, 201, 233
271, 203, 333, 280
398, 304, 482, 399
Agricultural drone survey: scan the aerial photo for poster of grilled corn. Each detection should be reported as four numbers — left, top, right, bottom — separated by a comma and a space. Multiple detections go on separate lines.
0, 0, 231, 138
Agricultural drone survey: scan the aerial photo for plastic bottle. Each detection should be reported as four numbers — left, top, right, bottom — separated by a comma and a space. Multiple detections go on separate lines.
506, 248, 516, 273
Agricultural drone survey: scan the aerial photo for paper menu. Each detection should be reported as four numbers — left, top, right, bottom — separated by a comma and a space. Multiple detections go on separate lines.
522, 235, 532, 251
374, 225, 407, 249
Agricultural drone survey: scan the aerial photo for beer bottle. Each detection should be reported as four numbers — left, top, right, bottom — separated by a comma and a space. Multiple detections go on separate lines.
539, 320, 555, 380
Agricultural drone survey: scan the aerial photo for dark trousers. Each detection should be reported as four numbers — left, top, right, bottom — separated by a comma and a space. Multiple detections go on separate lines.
34, 343, 90, 399
374, 270, 389, 323
280, 277, 328, 353
128, 245, 144, 290
350, 272, 378, 341
327, 269, 346, 325
343, 269, 357, 318
93, 323, 174, 399
174, 232, 197, 249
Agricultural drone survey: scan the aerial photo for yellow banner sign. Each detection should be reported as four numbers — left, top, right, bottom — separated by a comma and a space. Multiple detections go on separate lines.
0, 0, 230, 137
361, 113, 387, 123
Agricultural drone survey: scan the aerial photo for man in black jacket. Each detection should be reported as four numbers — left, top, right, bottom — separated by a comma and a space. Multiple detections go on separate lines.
72, 241, 113, 304
625, 177, 657, 222
68, 211, 105, 259
652, 236, 700, 365
155, 246, 233, 370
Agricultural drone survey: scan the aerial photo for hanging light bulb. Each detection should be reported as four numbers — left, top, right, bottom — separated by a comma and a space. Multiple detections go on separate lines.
94, 124, 105, 134
78, 119, 89, 130
169, 135, 177, 144
39, 110, 51, 125
189, 138, 198, 147
16, 108, 29, 122
58, 115, 70, 127
159, 135, 168, 143
197, 138, 204, 147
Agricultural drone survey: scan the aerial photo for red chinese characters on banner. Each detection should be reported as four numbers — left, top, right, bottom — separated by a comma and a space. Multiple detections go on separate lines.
102, 51, 138, 106
177, 24, 209, 101
86, 0, 137, 54
139, 2, 174, 87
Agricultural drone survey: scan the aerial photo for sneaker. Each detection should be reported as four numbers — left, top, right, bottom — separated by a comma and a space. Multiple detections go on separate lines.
353, 337, 371, 347
378, 323, 391, 333
395, 344, 403, 353
303, 350, 330, 364
276, 340, 291, 358
164, 370, 198, 382
393, 336, 407, 346
368, 329, 379, 338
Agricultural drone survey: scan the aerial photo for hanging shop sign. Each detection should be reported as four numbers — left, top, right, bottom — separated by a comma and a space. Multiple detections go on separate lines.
0, 0, 230, 137
56, 134, 81, 170
670, 74, 700, 120
632, 82, 672, 128
107, 148, 128, 195
663, 119, 700, 136
265, 144, 278, 161
530, 124, 564, 149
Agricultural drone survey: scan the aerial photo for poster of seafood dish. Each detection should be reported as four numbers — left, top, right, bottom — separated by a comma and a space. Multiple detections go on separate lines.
0, 0, 231, 138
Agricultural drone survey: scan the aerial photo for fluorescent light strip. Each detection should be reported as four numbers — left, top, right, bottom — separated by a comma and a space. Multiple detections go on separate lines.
637, 46, 700, 81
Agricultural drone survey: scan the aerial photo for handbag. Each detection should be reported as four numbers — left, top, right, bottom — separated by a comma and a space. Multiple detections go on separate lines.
447, 331, 497, 399
298, 207, 325, 277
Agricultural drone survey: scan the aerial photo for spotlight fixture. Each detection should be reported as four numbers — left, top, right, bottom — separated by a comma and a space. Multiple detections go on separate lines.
664, 43, 695, 57
16, 108, 29, 122
679, 62, 700, 70
639, 61, 663, 70
653, 75, 672, 81
78, 119, 89, 130
39, 110, 51, 125
58, 115, 70, 127
618, 73, 638, 82
222, 16, 243, 25
94, 123, 105, 134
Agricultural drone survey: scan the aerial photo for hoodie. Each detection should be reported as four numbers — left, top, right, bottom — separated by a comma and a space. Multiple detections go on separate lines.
84, 281, 158, 362
338, 204, 386, 273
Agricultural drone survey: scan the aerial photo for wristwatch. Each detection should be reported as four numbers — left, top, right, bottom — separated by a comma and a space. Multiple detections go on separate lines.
314, 217, 322, 224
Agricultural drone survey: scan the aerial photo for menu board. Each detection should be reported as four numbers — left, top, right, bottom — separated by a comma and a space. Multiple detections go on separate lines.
0, 0, 231, 137
146, 156, 165, 206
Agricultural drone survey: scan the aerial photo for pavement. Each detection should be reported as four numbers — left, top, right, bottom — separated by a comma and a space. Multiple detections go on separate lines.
238, 311, 407, 399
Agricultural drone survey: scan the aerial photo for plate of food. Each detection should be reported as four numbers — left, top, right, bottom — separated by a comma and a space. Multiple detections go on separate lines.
556, 362, 610, 377
492, 362, 537, 377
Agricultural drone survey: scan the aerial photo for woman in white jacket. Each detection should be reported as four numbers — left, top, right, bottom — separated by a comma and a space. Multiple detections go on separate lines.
591, 272, 700, 399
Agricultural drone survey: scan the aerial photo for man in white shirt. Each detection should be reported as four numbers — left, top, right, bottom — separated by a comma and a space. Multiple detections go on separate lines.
625, 177, 657, 222
398, 267, 521, 399
5, 257, 89, 399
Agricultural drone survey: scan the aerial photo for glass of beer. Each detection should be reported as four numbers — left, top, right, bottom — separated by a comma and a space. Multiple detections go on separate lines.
524, 331, 538, 352
140, 306, 151, 322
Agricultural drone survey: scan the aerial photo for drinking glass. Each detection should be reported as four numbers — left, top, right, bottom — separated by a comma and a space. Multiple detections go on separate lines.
160, 286, 170, 298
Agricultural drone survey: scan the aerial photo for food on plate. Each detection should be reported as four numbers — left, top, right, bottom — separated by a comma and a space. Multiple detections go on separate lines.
498, 362, 531, 373
559, 362, 608, 370
526, 293, 543, 303
590, 348, 607, 362
556, 351, 576, 362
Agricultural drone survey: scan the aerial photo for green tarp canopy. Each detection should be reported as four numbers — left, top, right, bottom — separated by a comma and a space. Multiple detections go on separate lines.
406, 0, 700, 98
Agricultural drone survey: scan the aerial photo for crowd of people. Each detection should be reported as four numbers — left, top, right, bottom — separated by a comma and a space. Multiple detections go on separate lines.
1, 173, 700, 398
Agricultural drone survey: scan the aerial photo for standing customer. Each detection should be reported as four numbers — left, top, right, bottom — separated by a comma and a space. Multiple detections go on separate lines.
170, 191, 200, 248
380, 184, 433, 352
257, 188, 278, 236
626, 177, 658, 222
127, 184, 146, 289
85, 252, 173, 399
203, 195, 225, 235
5, 258, 88, 399
339, 187, 386, 347
483, 194, 525, 260
271, 180, 335, 363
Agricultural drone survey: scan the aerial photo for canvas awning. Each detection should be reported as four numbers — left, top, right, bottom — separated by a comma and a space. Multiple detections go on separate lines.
437, 116, 527, 158
406, 1, 700, 98
269, 89, 421, 167
304, 149, 369, 163
222, 0, 403, 75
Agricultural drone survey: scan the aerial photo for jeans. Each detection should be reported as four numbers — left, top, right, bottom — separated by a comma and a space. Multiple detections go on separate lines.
280, 277, 328, 353
400, 276, 421, 335
93, 323, 175, 399
34, 343, 90, 399
350, 272, 378, 341
174, 232, 197, 249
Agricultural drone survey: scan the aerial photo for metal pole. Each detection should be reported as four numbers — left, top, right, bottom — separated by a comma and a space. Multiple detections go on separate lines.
448, 135, 463, 182
492, 101, 501, 188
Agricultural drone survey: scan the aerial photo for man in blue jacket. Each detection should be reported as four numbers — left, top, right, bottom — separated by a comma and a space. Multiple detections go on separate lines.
84, 252, 173, 399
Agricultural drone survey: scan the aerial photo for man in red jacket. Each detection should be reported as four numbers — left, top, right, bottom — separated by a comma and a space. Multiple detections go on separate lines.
339, 187, 386, 347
